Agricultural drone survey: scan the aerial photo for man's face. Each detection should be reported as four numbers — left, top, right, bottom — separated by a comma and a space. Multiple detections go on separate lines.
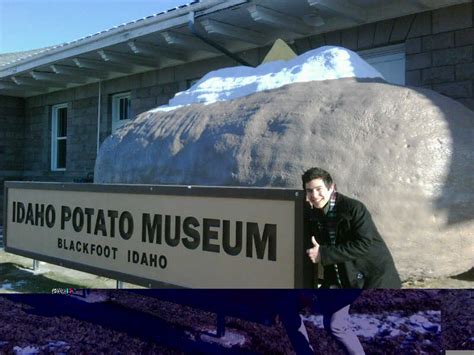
305, 178, 334, 209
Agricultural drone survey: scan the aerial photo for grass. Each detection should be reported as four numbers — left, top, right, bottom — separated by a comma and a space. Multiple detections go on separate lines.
0, 262, 91, 293
0, 248, 141, 293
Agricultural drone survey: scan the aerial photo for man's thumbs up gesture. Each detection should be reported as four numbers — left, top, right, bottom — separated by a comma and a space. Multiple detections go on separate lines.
306, 236, 321, 263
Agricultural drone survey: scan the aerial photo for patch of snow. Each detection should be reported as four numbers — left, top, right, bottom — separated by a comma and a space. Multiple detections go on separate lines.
18, 262, 50, 275
198, 327, 247, 348
303, 310, 440, 339
152, 46, 383, 112
0, 282, 13, 290
45, 341, 68, 347
16, 262, 107, 280
303, 314, 324, 328
13, 345, 40, 354
43, 340, 70, 352
0, 280, 26, 291
11, 342, 70, 355
70, 290, 110, 303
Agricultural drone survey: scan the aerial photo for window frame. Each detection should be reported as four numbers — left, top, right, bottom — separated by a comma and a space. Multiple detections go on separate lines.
358, 44, 406, 85
111, 92, 131, 131
51, 103, 68, 171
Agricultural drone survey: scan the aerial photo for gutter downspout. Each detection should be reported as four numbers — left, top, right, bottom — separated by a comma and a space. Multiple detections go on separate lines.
187, 11, 254, 67
96, 79, 102, 156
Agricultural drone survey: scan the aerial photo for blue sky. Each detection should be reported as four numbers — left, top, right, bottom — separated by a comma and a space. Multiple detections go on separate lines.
0, 0, 188, 53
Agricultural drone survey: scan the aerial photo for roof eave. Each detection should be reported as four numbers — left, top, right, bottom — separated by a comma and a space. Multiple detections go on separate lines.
0, 0, 238, 78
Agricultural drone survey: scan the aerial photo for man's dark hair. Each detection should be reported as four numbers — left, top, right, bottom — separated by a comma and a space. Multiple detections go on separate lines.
301, 167, 333, 189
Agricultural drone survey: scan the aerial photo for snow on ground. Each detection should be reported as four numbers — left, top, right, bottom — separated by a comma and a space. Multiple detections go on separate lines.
303, 310, 440, 340
13, 346, 40, 354
0, 281, 26, 292
17, 262, 57, 276
152, 46, 383, 112
197, 328, 247, 348
13, 341, 70, 355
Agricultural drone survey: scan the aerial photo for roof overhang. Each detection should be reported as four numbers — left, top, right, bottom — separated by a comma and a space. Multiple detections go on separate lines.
0, 0, 470, 98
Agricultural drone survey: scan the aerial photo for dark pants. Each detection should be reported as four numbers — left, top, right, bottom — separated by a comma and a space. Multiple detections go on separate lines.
279, 290, 365, 355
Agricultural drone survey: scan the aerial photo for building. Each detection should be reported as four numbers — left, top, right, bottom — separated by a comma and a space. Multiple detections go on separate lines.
1, 0, 473, 223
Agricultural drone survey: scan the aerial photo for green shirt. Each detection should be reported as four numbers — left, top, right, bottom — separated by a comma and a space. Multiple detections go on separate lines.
322, 200, 330, 215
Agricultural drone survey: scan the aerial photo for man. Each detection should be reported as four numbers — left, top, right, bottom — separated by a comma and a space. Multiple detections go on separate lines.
281, 167, 401, 354
302, 167, 401, 289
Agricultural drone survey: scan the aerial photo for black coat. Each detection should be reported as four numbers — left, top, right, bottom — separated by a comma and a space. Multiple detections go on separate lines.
304, 193, 401, 289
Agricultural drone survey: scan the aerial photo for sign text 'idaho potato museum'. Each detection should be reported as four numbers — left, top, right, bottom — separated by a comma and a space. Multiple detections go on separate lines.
4, 182, 305, 288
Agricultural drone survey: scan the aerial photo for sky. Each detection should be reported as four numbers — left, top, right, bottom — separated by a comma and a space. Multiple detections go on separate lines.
0, 0, 188, 53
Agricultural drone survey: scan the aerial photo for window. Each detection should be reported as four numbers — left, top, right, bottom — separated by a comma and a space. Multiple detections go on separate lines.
112, 92, 131, 131
51, 103, 68, 171
358, 44, 405, 85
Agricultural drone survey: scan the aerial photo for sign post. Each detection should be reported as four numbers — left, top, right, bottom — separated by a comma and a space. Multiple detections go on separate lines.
4, 182, 308, 288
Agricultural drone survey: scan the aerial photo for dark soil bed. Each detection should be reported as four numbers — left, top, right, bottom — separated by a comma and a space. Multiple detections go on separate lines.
0, 289, 471, 354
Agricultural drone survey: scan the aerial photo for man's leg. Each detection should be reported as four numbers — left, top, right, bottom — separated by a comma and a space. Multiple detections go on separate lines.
281, 312, 314, 355
277, 292, 314, 355
323, 304, 365, 355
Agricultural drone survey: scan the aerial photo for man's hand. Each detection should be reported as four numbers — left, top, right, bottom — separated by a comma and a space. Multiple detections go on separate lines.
306, 236, 321, 263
